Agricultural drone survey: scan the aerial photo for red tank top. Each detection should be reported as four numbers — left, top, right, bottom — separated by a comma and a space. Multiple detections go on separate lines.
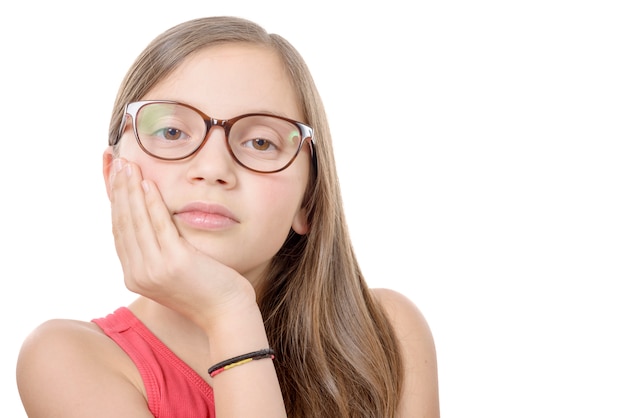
92, 307, 215, 418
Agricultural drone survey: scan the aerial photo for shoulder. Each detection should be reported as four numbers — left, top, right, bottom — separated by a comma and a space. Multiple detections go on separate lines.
17, 318, 122, 371
370, 288, 440, 417
17, 318, 150, 418
370, 288, 434, 346
17, 319, 111, 375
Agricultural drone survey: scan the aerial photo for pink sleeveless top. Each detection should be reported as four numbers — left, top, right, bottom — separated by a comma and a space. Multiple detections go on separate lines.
92, 307, 215, 418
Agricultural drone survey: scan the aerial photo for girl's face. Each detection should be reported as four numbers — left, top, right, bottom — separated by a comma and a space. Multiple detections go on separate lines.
104, 43, 311, 284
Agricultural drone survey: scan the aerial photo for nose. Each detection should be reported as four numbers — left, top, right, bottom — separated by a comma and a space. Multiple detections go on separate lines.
185, 125, 237, 186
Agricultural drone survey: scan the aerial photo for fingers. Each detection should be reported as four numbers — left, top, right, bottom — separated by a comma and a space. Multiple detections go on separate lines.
109, 159, 163, 289
110, 159, 140, 274
140, 178, 182, 255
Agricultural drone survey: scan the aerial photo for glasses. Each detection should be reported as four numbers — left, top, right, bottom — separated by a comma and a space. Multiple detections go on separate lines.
114, 100, 316, 173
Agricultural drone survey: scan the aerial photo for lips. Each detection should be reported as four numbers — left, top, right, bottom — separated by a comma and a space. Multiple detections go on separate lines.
173, 202, 239, 230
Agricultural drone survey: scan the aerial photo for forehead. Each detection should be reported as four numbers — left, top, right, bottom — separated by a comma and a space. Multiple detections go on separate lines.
143, 43, 303, 120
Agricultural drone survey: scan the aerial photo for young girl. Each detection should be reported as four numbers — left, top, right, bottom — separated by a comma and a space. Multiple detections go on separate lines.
17, 16, 439, 417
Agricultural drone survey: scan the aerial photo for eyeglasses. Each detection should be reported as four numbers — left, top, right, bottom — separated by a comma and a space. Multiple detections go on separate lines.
114, 100, 316, 173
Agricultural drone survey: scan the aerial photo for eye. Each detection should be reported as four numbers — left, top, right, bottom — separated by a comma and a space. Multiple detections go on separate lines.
154, 127, 188, 141
137, 104, 197, 143
244, 137, 277, 151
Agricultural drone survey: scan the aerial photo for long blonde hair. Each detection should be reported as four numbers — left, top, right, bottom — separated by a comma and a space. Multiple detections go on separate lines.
108, 16, 403, 417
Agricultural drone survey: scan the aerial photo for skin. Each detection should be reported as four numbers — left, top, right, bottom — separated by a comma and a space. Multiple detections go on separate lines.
16, 43, 439, 417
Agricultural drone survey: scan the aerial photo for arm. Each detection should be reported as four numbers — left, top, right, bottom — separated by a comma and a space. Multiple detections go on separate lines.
372, 288, 440, 418
16, 306, 285, 418
108, 158, 287, 417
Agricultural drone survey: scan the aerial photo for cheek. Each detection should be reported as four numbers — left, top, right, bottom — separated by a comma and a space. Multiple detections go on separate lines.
140, 164, 181, 208
118, 134, 172, 185
118, 151, 180, 207
251, 175, 307, 227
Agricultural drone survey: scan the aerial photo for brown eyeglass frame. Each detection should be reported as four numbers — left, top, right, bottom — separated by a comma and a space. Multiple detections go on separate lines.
112, 100, 317, 174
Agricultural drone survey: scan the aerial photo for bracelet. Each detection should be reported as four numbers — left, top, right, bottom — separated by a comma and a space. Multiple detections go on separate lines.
208, 348, 275, 377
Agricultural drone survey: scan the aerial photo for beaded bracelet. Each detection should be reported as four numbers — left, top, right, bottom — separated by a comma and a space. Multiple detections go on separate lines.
208, 348, 275, 377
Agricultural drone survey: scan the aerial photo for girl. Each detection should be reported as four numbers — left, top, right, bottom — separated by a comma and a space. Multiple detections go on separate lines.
17, 16, 439, 417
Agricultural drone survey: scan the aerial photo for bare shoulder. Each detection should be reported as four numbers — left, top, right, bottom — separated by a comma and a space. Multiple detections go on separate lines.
370, 288, 435, 348
370, 288, 440, 418
17, 318, 151, 418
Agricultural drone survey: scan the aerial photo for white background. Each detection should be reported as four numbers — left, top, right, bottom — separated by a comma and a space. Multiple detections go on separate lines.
1, 1, 624, 416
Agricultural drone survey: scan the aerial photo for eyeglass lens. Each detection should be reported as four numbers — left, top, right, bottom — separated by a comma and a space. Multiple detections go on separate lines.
134, 102, 305, 172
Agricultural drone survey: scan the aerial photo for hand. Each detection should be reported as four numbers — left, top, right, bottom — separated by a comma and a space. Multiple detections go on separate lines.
108, 158, 257, 328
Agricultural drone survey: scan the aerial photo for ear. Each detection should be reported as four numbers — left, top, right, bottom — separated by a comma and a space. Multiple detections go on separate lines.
102, 147, 114, 201
291, 206, 309, 235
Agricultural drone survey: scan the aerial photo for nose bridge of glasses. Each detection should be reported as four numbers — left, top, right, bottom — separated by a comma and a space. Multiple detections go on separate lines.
196, 118, 234, 162
204, 117, 231, 140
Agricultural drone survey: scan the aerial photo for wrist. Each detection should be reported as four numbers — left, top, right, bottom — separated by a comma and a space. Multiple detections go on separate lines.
205, 305, 271, 367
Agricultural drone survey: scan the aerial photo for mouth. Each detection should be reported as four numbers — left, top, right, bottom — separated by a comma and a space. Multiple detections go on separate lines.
173, 202, 240, 230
